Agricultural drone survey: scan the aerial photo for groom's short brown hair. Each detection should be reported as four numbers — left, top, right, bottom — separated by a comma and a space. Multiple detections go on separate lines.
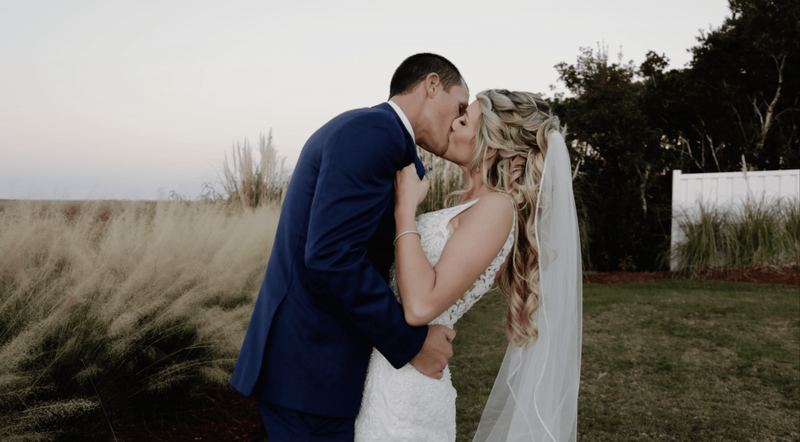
389, 53, 466, 98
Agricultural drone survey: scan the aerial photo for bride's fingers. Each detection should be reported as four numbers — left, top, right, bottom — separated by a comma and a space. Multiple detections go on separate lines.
395, 164, 428, 205
399, 163, 416, 178
395, 165, 415, 187
444, 327, 456, 343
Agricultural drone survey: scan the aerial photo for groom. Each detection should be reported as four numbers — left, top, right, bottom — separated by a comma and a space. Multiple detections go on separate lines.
230, 53, 469, 441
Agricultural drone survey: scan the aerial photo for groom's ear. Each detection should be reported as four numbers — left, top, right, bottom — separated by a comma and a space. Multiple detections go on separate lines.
424, 73, 441, 98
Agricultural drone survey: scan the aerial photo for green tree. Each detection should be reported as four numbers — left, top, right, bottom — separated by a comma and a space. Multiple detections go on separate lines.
644, 0, 799, 172
553, 0, 798, 271
554, 45, 670, 271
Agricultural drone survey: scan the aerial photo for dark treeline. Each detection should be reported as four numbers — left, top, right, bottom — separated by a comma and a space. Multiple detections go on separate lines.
551, 0, 799, 271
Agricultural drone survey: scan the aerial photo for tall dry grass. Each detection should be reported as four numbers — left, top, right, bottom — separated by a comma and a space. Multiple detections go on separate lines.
0, 200, 279, 440
672, 197, 800, 273
219, 130, 290, 208
416, 147, 464, 214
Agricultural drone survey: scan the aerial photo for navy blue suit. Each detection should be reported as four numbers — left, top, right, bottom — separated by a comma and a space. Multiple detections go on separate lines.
230, 103, 429, 424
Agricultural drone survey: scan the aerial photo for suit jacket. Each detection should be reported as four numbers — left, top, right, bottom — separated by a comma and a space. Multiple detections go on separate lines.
229, 102, 429, 417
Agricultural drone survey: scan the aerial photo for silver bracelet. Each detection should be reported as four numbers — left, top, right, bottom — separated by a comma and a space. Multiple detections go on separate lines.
393, 230, 420, 246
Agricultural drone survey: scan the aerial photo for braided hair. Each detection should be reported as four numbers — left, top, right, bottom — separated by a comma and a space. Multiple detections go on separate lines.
452, 89, 561, 346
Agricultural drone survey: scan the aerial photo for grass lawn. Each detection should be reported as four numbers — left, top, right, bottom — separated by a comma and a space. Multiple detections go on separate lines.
451, 280, 800, 442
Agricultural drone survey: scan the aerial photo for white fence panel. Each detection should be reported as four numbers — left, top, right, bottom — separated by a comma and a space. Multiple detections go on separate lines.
670, 169, 800, 270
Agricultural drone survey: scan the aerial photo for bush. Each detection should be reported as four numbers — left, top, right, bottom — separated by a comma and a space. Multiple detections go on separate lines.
672, 197, 799, 273
0, 200, 279, 440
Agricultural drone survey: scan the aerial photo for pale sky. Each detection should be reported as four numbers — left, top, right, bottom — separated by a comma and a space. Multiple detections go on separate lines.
0, 0, 730, 200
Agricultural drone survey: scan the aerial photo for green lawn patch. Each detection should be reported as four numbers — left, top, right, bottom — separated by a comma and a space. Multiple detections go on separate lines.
451, 280, 800, 441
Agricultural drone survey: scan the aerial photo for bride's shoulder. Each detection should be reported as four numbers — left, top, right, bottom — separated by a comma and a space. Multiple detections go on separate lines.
474, 192, 515, 213
463, 193, 514, 229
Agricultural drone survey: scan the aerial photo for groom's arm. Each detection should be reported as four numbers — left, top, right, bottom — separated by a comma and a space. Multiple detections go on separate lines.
304, 115, 428, 369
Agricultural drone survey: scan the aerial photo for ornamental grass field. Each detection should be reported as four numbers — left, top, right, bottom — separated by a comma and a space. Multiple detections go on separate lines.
0, 200, 280, 441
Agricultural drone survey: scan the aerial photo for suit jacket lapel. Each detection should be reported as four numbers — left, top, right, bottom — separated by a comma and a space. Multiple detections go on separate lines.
373, 103, 426, 179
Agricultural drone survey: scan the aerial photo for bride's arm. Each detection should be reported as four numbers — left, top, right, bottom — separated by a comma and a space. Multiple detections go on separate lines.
394, 165, 514, 326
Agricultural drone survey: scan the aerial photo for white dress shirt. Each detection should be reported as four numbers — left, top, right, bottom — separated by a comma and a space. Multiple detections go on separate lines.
387, 100, 415, 144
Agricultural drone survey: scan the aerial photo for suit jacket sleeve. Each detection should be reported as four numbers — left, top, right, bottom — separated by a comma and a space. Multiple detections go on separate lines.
304, 113, 428, 369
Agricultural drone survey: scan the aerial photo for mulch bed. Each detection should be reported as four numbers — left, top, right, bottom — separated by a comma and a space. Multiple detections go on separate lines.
583, 265, 800, 286
117, 266, 798, 442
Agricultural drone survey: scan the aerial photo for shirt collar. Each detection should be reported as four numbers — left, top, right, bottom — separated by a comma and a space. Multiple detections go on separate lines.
387, 100, 415, 143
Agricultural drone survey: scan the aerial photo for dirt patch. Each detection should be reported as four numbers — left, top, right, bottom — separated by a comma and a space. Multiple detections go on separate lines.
583, 271, 673, 284
693, 266, 800, 286
584, 265, 799, 286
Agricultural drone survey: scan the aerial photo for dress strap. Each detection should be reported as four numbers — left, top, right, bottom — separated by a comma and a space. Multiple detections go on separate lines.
441, 198, 480, 228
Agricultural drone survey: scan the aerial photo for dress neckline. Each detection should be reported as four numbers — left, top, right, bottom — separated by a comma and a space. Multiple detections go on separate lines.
452, 197, 480, 208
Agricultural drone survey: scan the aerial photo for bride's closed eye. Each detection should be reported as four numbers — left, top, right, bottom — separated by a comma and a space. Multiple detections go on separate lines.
459, 120, 466, 126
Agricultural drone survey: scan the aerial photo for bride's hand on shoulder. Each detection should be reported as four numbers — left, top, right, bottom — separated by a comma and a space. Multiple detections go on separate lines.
394, 164, 428, 215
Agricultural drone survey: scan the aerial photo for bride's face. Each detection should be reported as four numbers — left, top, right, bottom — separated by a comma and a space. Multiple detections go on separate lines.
443, 100, 482, 167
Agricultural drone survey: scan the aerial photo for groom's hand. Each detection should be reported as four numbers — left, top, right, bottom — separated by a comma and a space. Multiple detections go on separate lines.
410, 325, 456, 380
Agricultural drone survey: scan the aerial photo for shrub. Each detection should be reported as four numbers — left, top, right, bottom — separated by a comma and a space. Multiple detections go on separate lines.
672, 197, 799, 273
780, 199, 800, 261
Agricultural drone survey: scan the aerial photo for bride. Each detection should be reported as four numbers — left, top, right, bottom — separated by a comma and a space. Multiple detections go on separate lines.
355, 89, 583, 442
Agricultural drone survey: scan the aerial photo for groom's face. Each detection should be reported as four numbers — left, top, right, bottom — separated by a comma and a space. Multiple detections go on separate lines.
420, 84, 469, 157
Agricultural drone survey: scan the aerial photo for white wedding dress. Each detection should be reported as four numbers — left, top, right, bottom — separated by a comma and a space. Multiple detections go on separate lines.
355, 198, 515, 442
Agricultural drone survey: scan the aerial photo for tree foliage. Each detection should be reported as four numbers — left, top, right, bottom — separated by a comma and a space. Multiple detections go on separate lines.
652, 0, 800, 172
553, 0, 798, 271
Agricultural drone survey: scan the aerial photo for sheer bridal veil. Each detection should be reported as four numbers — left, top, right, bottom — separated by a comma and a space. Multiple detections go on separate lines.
473, 130, 583, 442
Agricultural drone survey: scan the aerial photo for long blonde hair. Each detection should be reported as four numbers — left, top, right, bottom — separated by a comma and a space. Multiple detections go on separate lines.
455, 89, 561, 347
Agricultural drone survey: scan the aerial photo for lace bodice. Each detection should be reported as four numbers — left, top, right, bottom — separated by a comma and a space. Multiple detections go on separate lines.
388, 198, 515, 328
355, 198, 515, 442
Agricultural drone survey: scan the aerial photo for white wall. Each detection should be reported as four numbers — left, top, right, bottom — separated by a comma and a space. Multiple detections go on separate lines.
670, 169, 800, 270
